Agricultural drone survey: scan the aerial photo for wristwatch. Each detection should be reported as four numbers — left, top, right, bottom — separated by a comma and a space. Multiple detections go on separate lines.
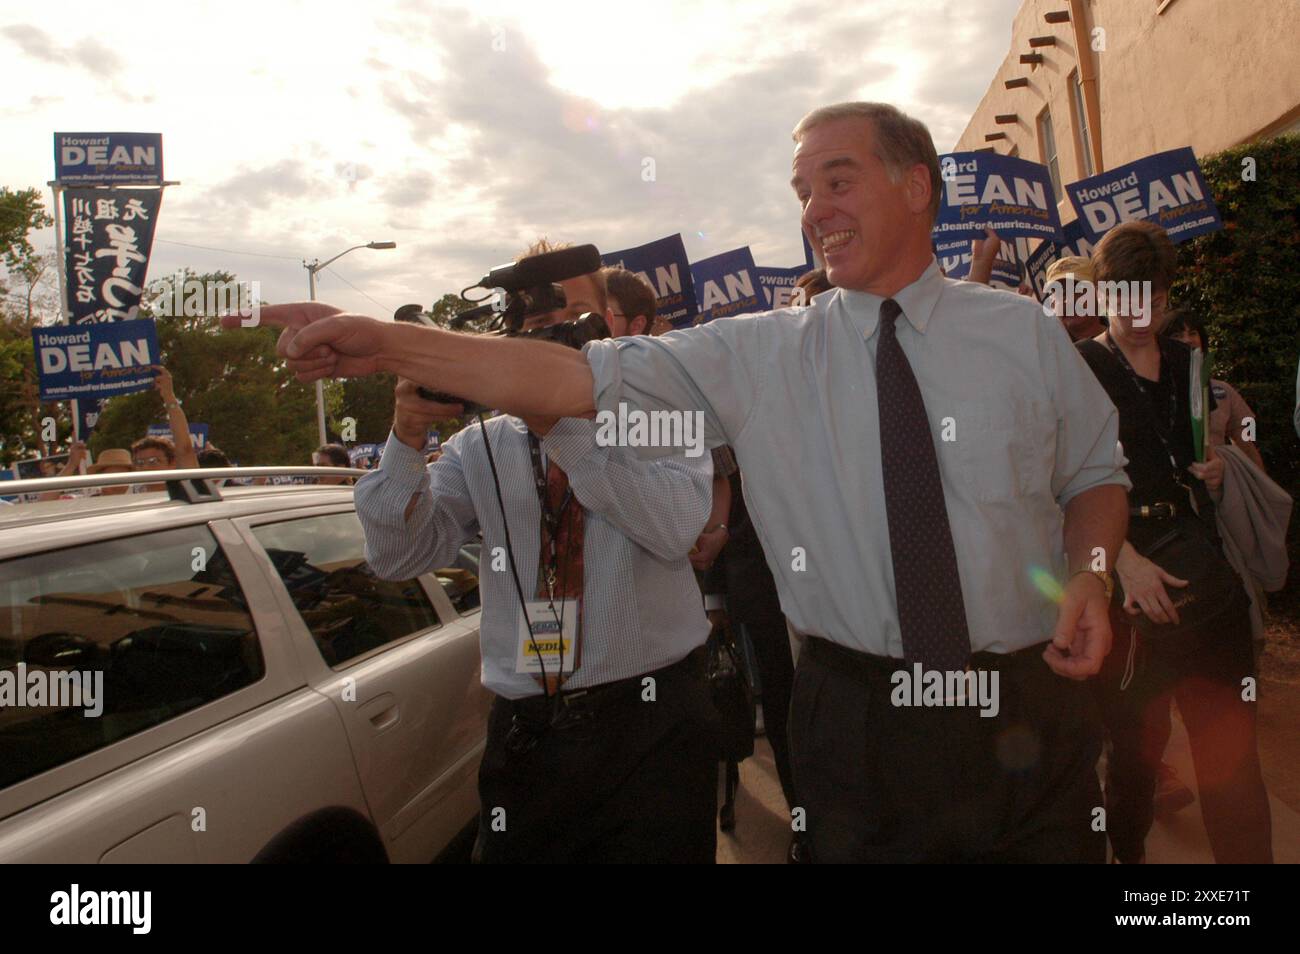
704, 523, 728, 534
1072, 568, 1114, 601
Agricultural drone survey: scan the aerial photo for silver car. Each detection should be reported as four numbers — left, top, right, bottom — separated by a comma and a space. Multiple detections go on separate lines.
0, 468, 489, 863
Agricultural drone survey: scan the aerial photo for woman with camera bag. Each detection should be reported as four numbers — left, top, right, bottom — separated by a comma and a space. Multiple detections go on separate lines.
1076, 222, 1272, 864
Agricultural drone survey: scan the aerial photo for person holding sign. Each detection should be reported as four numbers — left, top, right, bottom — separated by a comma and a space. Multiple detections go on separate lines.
350, 248, 718, 864
231, 102, 1131, 864
1075, 221, 1271, 864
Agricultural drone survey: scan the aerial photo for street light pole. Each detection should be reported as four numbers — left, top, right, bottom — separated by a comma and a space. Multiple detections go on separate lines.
303, 241, 396, 445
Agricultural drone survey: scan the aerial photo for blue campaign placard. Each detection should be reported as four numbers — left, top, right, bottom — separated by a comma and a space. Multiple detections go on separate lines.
1066, 147, 1222, 245
32, 319, 159, 401
755, 265, 808, 308
935, 234, 1022, 289
348, 443, 382, 468
691, 247, 765, 324
1023, 219, 1098, 301
933, 152, 1064, 244
147, 423, 210, 450
602, 234, 698, 329
54, 132, 163, 184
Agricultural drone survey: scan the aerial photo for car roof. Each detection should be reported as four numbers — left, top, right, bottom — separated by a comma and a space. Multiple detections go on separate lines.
0, 474, 360, 563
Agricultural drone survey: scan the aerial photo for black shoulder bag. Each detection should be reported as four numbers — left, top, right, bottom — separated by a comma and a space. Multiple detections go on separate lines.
1104, 335, 1247, 641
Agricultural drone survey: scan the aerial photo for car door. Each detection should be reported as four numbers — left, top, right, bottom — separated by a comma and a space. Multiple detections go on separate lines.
235, 506, 489, 863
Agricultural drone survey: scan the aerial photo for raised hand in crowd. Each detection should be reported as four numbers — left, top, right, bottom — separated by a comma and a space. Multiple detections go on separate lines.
967, 227, 1001, 285
35, 441, 88, 502
151, 364, 199, 469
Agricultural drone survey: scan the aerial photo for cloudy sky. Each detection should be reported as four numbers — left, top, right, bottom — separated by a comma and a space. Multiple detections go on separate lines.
2, 0, 1022, 317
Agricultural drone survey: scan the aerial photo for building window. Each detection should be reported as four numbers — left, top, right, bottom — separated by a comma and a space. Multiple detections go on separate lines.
1071, 71, 1095, 177
1038, 108, 1063, 202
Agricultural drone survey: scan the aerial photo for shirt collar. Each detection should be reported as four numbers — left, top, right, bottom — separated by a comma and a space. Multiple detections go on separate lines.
835, 256, 945, 338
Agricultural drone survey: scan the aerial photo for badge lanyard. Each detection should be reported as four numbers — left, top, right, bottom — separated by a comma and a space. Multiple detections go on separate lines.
526, 433, 578, 689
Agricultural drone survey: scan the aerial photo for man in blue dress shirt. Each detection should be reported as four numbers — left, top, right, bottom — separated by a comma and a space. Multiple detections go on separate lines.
235, 102, 1130, 863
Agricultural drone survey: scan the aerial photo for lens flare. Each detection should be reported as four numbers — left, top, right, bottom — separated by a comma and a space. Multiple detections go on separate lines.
1029, 566, 1064, 604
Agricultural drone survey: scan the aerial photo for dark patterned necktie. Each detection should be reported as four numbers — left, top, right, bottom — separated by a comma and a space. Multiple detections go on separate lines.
533, 460, 584, 694
875, 298, 971, 673
536, 461, 584, 601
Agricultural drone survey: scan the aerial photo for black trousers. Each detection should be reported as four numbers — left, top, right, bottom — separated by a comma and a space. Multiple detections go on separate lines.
1094, 607, 1272, 863
730, 572, 796, 809
789, 637, 1106, 863
473, 648, 718, 863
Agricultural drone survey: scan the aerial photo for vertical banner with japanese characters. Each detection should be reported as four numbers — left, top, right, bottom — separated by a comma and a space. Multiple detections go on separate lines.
60, 184, 163, 444
63, 187, 163, 325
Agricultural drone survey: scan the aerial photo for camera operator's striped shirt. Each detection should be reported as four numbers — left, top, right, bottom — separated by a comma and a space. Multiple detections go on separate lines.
355, 417, 712, 699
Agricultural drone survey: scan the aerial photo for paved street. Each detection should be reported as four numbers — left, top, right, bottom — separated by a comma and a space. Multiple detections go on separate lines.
717, 707, 1300, 864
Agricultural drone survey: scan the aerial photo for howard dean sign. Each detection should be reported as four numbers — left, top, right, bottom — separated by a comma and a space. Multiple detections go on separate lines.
54, 132, 163, 184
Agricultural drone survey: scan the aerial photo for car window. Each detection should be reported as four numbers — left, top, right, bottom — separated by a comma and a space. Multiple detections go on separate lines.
439, 541, 481, 615
250, 512, 441, 667
0, 525, 264, 790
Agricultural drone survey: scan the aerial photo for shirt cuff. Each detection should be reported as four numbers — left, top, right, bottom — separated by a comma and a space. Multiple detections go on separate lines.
1057, 471, 1132, 509
377, 430, 433, 492
703, 593, 727, 612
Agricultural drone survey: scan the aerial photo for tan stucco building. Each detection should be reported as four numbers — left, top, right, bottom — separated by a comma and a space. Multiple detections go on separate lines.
954, 0, 1300, 224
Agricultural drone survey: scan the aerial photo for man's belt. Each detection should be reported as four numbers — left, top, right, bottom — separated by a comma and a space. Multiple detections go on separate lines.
1130, 501, 1178, 519
503, 645, 706, 745
803, 634, 1047, 682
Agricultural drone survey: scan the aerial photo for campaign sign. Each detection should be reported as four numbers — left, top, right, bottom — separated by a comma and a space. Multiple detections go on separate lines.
602, 234, 698, 329
14, 454, 70, 480
63, 187, 163, 324
1066, 147, 1222, 245
147, 423, 209, 451
935, 235, 1022, 290
348, 443, 382, 468
54, 132, 163, 184
33, 319, 159, 401
933, 152, 1063, 244
74, 397, 103, 443
1023, 219, 1098, 301
755, 265, 807, 308
691, 247, 765, 324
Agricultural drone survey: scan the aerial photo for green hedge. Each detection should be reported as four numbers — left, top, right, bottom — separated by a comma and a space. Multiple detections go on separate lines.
1172, 134, 1300, 497
1175, 134, 1300, 624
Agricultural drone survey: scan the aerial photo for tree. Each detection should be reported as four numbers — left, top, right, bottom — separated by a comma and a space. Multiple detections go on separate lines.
0, 187, 53, 302
0, 189, 62, 465
89, 269, 320, 465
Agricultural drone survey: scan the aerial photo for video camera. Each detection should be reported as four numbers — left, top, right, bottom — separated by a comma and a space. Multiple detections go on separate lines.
394, 244, 611, 414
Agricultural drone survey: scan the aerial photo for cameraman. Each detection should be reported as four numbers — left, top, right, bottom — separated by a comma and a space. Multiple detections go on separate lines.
353, 246, 719, 864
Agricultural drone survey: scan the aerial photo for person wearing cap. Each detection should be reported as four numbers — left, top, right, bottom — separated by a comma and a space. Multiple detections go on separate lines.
1045, 255, 1102, 342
